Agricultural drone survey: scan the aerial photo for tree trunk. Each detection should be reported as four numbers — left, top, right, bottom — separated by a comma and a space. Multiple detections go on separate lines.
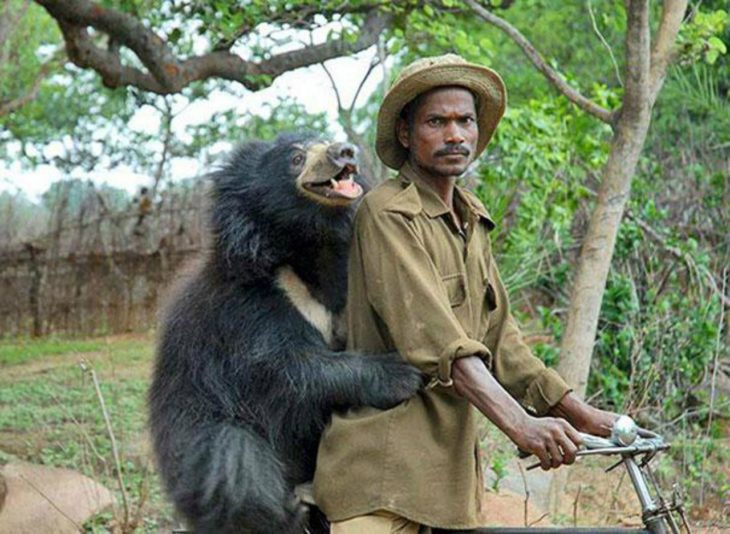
465, 0, 689, 399
556, 0, 655, 398
556, 111, 651, 396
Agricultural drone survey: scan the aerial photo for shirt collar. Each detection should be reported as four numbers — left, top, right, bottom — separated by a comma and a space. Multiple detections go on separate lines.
398, 161, 496, 229
398, 162, 450, 218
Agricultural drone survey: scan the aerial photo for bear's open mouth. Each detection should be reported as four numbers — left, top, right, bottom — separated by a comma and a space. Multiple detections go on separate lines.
303, 163, 363, 201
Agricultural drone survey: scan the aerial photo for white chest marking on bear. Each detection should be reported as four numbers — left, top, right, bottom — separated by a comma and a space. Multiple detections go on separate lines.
276, 266, 333, 345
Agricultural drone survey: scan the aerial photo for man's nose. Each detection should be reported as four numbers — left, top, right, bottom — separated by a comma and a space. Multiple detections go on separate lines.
327, 142, 358, 167
443, 121, 465, 144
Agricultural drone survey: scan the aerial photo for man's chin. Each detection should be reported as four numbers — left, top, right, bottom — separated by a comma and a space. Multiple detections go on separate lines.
433, 163, 471, 178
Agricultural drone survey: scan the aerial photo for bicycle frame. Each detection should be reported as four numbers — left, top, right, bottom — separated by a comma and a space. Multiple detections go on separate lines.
475, 424, 691, 534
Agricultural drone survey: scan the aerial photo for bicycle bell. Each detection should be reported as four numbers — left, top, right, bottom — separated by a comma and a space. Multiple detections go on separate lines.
611, 415, 638, 446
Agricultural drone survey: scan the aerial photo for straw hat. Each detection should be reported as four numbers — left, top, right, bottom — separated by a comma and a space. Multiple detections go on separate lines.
376, 54, 507, 170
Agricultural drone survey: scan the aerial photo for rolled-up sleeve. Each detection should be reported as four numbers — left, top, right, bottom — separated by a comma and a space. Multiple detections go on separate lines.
484, 257, 571, 415
355, 204, 490, 384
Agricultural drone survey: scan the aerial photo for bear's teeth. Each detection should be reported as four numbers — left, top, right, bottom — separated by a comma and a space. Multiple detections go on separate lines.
330, 179, 338, 188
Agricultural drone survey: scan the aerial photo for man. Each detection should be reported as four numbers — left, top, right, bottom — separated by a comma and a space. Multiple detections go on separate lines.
313, 54, 616, 533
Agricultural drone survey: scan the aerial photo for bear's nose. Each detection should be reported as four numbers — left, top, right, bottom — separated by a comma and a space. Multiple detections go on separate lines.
327, 142, 358, 168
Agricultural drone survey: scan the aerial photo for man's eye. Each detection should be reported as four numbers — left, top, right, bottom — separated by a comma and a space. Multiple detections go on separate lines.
461, 117, 475, 124
292, 154, 305, 166
428, 118, 443, 126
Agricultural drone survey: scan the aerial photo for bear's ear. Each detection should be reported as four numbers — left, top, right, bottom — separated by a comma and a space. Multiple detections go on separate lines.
213, 141, 269, 187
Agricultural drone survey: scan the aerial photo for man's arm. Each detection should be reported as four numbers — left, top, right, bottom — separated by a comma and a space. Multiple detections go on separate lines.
354, 203, 492, 382
548, 391, 618, 437
354, 201, 616, 466
452, 357, 618, 470
452, 356, 582, 470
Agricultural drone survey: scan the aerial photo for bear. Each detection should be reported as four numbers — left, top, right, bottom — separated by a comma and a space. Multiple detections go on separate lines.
148, 133, 423, 533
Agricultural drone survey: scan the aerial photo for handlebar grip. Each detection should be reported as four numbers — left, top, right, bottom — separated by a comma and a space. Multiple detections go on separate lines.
578, 432, 615, 449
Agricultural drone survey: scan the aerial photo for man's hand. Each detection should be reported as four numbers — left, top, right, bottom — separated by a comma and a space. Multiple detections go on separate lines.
511, 416, 583, 470
549, 392, 618, 438
452, 357, 584, 471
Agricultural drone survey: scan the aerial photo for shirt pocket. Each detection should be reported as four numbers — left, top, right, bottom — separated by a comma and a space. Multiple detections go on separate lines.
484, 278, 498, 311
441, 272, 466, 308
478, 256, 498, 312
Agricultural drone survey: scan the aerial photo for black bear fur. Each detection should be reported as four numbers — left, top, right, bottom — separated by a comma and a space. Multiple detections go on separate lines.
149, 134, 422, 533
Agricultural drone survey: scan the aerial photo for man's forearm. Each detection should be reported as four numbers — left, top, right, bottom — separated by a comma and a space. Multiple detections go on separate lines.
451, 355, 528, 440
549, 391, 617, 437
451, 355, 584, 470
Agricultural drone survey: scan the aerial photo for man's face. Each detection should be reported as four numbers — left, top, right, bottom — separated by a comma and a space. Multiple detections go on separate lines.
397, 86, 478, 179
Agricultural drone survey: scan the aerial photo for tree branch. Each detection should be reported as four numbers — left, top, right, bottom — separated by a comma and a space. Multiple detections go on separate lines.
0, 0, 31, 50
462, 0, 613, 124
620, 0, 651, 123
587, 0, 623, 87
648, 0, 689, 106
34, 0, 391, 94
320, 56, 383, 184
0, 55, 61, 116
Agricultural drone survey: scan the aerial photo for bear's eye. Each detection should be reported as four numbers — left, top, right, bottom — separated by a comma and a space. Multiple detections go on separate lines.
291, 153, 305, 166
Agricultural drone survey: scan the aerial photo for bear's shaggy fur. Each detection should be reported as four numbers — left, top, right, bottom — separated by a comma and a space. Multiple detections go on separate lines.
149, 134, 421, 533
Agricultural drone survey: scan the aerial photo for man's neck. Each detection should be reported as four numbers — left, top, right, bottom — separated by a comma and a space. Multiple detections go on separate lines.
408, 162, 463, 228
410, 165, 457, 209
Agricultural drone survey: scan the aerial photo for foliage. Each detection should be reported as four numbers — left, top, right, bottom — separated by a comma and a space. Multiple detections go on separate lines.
475, 94, 612, 296
185, 96, 332, 166
0, 2, 61, 108
677, 9, 729, 65
454, 9, 728, 502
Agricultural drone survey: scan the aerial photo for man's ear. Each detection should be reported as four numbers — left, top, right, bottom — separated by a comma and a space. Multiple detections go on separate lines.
396, 118, 410, 149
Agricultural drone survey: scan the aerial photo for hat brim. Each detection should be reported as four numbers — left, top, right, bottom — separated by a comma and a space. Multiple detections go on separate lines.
376, 63, 507, 170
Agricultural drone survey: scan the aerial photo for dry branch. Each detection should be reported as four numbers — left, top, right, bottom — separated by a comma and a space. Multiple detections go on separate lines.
35, 0, 391, 94
83, 362, 130, 529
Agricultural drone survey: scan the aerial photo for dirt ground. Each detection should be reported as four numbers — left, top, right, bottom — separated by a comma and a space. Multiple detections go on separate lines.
1, 332, 727, 532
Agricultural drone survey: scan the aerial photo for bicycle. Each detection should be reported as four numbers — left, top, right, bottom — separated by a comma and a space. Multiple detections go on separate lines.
475, 416, 691, 534
173, 417, 691, 533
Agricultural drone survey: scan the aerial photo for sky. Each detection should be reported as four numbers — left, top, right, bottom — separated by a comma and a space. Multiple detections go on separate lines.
0, 31, 383, 200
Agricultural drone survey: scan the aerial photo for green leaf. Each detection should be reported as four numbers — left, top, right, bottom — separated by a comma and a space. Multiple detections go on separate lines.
168, 27, 182, 44
707, 36, 727, 54
705, 49, 719, 64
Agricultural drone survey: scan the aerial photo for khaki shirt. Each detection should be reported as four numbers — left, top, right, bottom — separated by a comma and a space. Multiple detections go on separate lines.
313, 163, 570, 529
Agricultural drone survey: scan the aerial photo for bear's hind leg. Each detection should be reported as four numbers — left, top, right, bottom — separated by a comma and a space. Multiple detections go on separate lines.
167, 423, 303, 533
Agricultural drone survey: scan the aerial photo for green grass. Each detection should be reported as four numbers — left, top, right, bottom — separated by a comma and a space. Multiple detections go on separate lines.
0, 333, 173, 532
0, 337, 107, 365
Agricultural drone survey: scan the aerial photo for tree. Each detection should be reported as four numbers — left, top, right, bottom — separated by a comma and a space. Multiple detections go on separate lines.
0, 1, 62, 116
20, 0, 725, 399
461, 0, 703, 397
33, 0, 390, 95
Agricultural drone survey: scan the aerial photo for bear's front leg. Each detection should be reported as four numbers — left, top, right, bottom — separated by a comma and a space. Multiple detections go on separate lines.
302, 349, 423, 411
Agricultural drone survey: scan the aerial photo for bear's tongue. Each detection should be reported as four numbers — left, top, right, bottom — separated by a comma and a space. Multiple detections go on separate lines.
332, 178, 362, 199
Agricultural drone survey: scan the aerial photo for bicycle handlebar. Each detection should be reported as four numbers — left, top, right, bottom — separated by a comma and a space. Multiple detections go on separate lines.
523, 416, 669, 470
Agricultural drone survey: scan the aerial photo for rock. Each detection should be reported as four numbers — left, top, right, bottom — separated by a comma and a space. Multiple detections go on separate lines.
0, 462, 114, 534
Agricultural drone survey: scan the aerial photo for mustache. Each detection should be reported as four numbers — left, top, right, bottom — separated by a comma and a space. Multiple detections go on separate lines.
434, 145, 470, 157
